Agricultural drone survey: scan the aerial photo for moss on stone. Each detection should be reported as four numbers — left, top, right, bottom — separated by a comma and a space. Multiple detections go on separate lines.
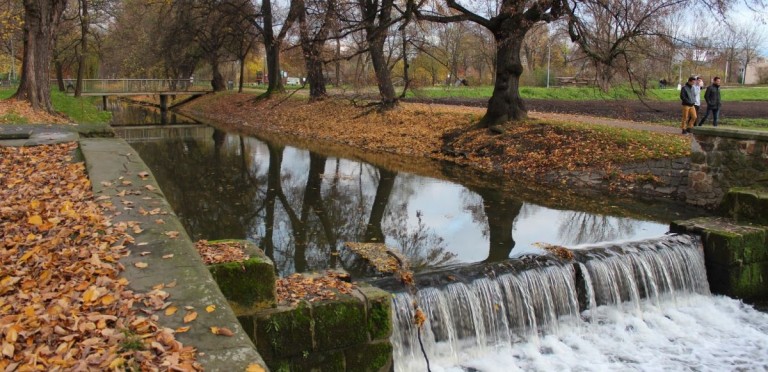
267, 350, 345, 372
728, 261, 768, 301
252, 304, 314, 361
359, 285, 392, 341
313, 296, 367, 350
344, 341, 393, 372
720, 188, 768, 225
208, 257, 276, 314
204, 239, 277, 315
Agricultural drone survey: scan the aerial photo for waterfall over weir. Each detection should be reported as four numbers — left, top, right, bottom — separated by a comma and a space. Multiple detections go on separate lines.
390, 234, 719, 371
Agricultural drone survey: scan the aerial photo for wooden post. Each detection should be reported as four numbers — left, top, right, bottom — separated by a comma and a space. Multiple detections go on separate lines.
102, 95, 107, 110
160, 95, 167, 113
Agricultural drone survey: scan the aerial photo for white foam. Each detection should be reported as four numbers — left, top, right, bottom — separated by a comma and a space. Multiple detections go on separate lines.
396, 295, 768, 372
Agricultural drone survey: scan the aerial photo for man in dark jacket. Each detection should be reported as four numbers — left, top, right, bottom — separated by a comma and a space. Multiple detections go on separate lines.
697, 76, 722, 127
680, 77, 697, 134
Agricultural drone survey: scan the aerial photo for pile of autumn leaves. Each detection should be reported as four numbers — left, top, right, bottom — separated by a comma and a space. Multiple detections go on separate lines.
0, 144, 200, 370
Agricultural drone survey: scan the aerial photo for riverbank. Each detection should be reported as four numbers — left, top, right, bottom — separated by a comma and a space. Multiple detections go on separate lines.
179, 93, 691, 197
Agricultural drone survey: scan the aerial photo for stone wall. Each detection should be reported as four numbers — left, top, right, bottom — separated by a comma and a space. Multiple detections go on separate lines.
687, 127, 768, 208
237, 285, 393, 372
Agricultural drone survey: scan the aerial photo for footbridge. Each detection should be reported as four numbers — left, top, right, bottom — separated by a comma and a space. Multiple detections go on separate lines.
66, 78, 212, 111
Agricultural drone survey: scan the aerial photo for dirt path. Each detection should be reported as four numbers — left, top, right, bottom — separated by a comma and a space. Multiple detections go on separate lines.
414, 102, 682, 135
408, 97, 767, 125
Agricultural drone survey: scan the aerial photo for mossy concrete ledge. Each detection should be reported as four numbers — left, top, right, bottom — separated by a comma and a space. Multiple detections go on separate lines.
238, 283, 393, 371
719, 187, 768, 225
671, 217, 768, 301
79, 138, 267, 371
205, 240, 278, 315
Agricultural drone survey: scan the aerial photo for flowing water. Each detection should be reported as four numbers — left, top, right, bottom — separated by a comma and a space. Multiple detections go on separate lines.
392, 235, 768, 371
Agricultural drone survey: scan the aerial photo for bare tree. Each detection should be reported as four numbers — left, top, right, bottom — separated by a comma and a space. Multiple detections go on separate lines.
415, 0, 565, 127
736, 23, 765, 84
564, 0, 686, 92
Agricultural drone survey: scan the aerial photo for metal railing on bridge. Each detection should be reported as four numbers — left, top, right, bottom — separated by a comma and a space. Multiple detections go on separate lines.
59, 79, 207, 93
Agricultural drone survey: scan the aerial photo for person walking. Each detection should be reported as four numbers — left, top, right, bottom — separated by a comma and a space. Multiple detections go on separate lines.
680, 76, 698, 134
693, 76, 703, 117
698, 76, 722, 127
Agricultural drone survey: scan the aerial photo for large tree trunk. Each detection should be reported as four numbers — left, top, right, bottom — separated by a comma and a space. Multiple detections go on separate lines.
304, 50, 327, 100
210, 56, 226, 91
369, 36, 397, 109
265, 41, 284, 93
480, 32, 527, 127
12, 0, 68, 112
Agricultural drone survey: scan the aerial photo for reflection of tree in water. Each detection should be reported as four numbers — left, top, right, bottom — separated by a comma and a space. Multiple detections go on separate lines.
383, 206, 457, 271
557, 212, 637, 245
460, 186, 524, 262
130, 131, 264, 241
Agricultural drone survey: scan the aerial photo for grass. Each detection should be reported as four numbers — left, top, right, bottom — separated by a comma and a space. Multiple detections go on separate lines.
406, 85, 768, 102
0, 87, 111, 124
51, 90, 112, 124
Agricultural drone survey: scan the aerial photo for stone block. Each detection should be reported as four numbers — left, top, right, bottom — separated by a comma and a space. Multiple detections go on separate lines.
206, 240, 277, 315
672, 217, 768, 265
252, 304, 314, 361
313, 296, 368, 351
708, 261, 768, 301
359, 285, 393, 341
267, 350, 345, 372
344, 341, 394, 372
720, 188, 768, 225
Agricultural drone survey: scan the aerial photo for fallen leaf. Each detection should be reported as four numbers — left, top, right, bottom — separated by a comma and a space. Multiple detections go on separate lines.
246, 364, 266, 372
165, 306, 178, 316
164, 231, 180, 239
183, 311, 197, 323
138, 172, 150, 179
162, 254, 174, 259
205, 305, 216, 313
28, 215, 43, 225
210, 327, 234, 337
134, 262, 149, 269
144, 185, 156, 191
175, 326, 190, 333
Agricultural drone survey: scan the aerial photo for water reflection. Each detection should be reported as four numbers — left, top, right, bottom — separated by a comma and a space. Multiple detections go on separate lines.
126, 128, 670, 276
108, 98, 197, 126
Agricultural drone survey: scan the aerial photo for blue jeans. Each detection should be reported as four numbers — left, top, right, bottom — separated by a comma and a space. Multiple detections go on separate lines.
698, 107, 719, 126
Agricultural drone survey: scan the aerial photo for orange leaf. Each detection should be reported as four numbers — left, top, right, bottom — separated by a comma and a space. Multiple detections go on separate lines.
205, 305, 216, 313
210, 327, 234, 336
175, 326, 191, 333
165, 306, 178, 316
134, 262, 148, 269
183, 311, 197, 323
246, 364, 267, 372
28, 215, 43, 226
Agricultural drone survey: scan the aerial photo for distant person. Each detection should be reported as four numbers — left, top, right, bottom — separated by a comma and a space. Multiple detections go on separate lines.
698, 76, 722, 127
659, 78, 667, 89
680, 76, 698, 134
693, 76, 703, 117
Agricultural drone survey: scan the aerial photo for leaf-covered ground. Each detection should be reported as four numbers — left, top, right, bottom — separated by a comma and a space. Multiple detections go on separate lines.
0, 143, 200, 370
181, 94, 690, 185
0, 99, 71, 124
